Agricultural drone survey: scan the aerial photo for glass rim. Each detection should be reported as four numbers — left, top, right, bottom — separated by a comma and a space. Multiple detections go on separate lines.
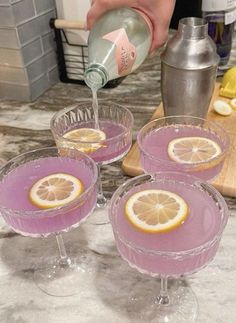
0, 146, 98, 218
50, 101, 134, 145
137, 115, 230, 168
109, 171, 229, 258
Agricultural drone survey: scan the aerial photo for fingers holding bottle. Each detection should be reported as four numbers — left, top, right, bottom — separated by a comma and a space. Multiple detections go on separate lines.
86, 0, 176, 52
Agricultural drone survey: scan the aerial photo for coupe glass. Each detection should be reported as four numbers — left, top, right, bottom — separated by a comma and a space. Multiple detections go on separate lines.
0, 147, 98, 296
137, 115, 230, 181
109, 171, 229, 322
50, 101, 134, 209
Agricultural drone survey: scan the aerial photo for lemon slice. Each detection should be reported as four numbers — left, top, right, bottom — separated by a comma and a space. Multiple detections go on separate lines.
125, 189, 188, 233
63, 128, 106, 153
230, 98, 236, 110
213, 100, 232, 116
167, 136, 222, 164
29, 173, 84, 209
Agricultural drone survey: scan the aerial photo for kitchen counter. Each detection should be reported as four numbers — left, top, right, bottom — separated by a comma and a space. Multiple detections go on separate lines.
0, 42, 236, 322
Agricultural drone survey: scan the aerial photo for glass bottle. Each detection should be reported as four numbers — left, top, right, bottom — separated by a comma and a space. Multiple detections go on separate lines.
84, 7, 152, 90
202, 0, 236, 66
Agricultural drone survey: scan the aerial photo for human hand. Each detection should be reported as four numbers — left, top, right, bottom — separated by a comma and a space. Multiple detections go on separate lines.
86, 0, 176, 52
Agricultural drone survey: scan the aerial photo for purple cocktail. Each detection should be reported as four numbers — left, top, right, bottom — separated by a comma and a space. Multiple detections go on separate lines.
0, 155, 97, 236
0, 147, 98, 296
138, 116, 229, 181
109, 171, 229, 322
51, 101, 133, 208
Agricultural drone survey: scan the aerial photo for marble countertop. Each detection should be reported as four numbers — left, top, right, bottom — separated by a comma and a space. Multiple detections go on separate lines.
0, 44, 236, 322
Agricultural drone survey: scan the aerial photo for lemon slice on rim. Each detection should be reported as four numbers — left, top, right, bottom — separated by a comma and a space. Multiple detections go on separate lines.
63, 128, 106, 153
125, 189, 188, 233
167, 137, 222, 164
29, 173, 84, 209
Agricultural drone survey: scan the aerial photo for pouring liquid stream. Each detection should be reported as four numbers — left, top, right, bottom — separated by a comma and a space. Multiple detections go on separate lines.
92, 88, 100, 130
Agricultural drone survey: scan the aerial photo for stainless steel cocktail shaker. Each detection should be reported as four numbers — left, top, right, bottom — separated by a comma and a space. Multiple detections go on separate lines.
161, 17, 220, 118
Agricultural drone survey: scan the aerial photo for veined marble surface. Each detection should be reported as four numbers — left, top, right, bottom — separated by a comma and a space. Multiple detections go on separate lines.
0, 40, 236, 323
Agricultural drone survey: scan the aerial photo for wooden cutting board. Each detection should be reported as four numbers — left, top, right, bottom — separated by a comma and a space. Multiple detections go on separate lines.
122, 82, 236, 197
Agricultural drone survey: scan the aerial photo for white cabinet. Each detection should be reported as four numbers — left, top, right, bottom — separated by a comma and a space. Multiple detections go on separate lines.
55, 0, 91, 45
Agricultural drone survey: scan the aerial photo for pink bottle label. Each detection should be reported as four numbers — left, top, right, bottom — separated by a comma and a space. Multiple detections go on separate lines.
103, 28, 137, 76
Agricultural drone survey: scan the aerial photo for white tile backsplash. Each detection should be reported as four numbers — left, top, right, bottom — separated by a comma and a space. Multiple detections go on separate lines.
0, 28, 19, 48
0, 47, 23, 66
0, 6, 15, 27
17, 10, 55, 46
0, 1, 58, 101
0, 65, 28, 83
13, 0, 36, 25
34, 0, 55, 14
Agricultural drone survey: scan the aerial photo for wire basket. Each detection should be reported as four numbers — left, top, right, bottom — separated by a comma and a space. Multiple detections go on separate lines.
50, 18, 125, 88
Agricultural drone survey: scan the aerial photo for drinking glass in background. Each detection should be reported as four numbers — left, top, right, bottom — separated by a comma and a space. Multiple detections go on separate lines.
137, 115, 230, 181
50, 101, 134, 209
109, 171, 229, 322
0, 147, 98, 296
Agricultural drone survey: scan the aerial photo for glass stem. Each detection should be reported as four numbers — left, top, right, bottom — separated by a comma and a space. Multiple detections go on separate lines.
97, 163, 107, 208
56, 234, 72, 267
157, 276, 170, 305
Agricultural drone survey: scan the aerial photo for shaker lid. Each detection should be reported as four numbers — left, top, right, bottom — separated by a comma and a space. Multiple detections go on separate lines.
161, 17, 220, 70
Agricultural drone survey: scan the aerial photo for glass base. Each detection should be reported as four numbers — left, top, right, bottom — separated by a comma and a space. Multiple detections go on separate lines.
153, 279, 198, 322
120, 279, 198, 323
34, 257, 92, 297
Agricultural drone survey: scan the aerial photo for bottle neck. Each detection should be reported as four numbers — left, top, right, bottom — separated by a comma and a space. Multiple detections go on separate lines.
84, 64, 109, 90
